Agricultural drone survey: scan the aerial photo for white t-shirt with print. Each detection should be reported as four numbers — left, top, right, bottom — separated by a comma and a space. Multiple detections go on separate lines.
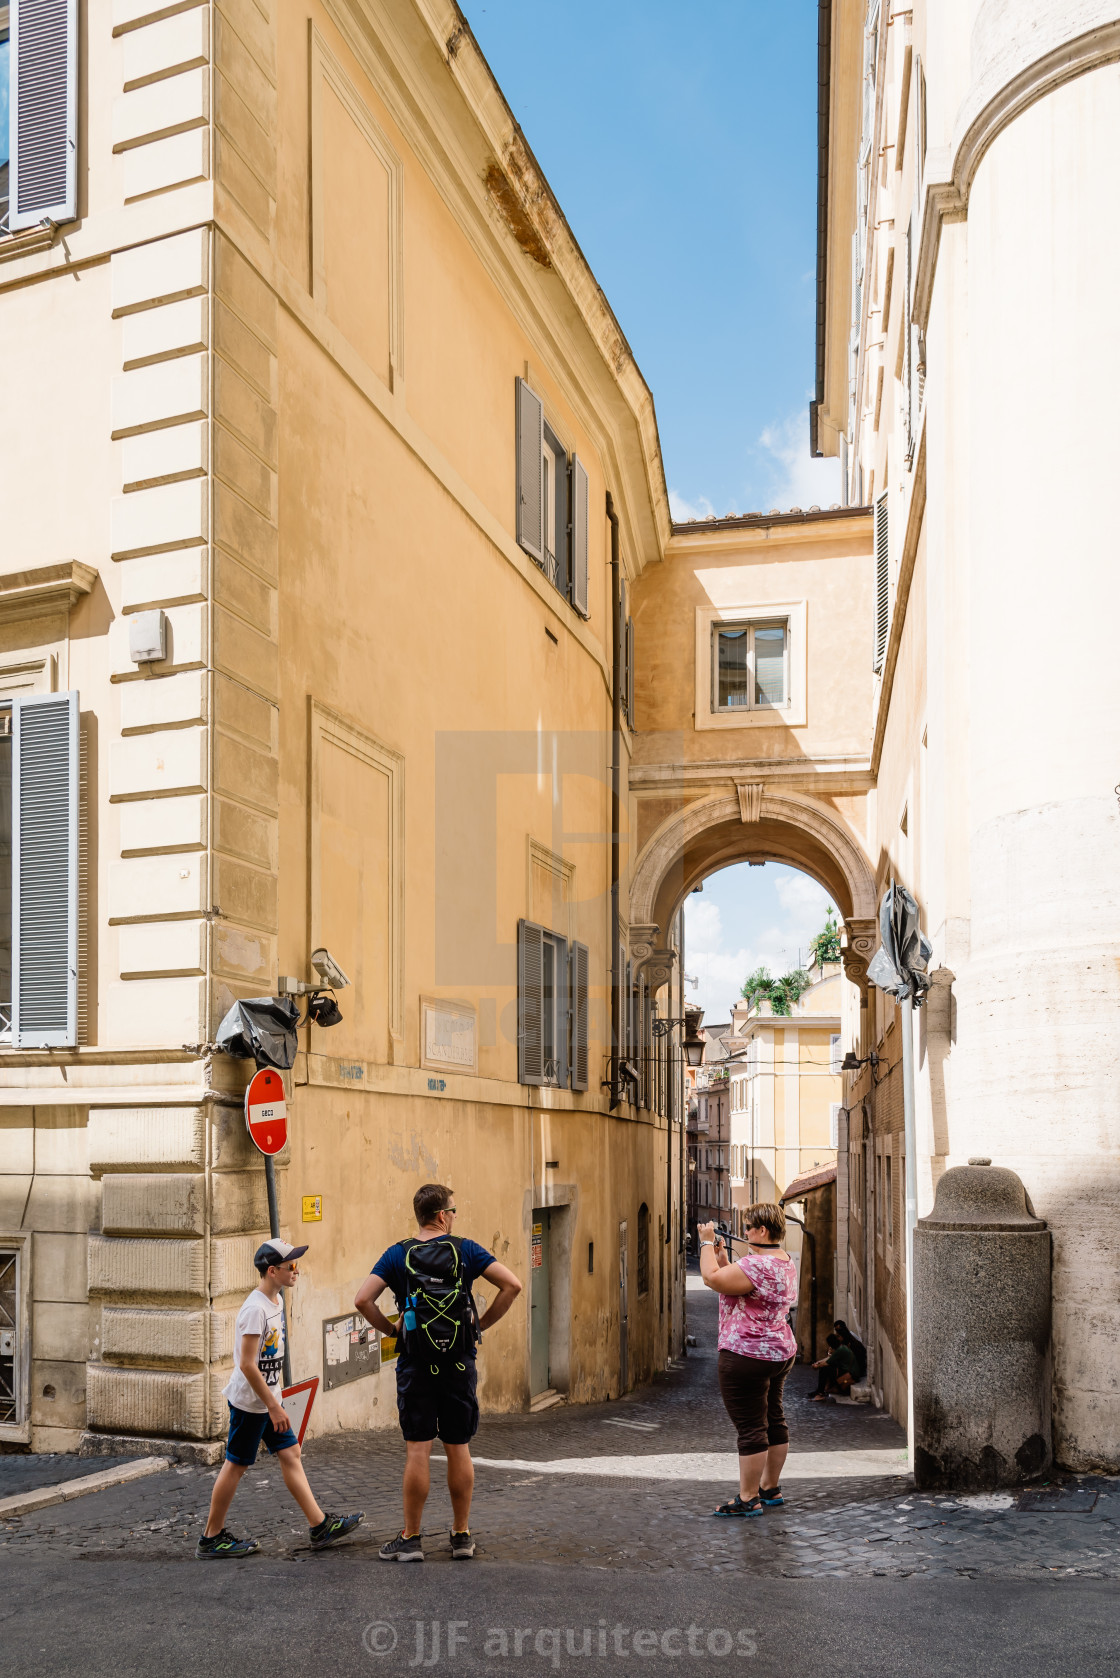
223, 1288, 285, 1413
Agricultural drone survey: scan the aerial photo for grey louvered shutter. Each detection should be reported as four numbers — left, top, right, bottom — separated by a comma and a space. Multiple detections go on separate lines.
553, 933, 569, 1089
570, 940, 589, 1092
625, 617, 635, 730
517, 918, 545, 1086
13, 691, 79, 1047
516, 378, 544, 563
10, 0, 78, 233
570, 455, 589, 617
873, 491, 890, 673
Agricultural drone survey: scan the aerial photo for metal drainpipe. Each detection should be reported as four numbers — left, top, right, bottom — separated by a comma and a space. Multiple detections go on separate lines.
606, 492, 622, 1113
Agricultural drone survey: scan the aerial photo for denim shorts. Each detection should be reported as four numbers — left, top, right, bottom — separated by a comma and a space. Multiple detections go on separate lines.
225, 1402, 298, 1466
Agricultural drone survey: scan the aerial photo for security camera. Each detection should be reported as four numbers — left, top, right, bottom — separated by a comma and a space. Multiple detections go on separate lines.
310, 947, 351, 990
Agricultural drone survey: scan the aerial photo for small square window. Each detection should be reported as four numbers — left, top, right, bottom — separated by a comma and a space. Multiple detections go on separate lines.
711, 619, 789, 713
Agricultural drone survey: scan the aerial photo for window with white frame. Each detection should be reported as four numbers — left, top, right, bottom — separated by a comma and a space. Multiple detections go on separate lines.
517, 918, 588, 1092
696, 602, 807, 731
0, 8, 9, 229
830, 1033, 842, 1074
712, 619, 789, 712
516, 378, 590, 617
2, 0, 78, 236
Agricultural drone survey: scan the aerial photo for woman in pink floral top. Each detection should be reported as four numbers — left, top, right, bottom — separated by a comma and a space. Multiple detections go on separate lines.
698, 1202, 799, 1518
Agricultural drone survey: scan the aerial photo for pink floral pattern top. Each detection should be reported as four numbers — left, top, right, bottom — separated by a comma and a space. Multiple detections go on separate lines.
717, 1250, 798, 1361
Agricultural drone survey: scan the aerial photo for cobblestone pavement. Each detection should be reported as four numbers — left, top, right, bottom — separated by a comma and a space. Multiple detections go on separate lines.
3, 1282, 1118, 1582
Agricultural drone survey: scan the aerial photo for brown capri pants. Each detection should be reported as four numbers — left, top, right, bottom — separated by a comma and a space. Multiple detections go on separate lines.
717, 1349, 795, 1455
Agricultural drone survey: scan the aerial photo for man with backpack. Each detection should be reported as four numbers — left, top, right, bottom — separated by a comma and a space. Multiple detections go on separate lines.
354, 1183, 522, 1561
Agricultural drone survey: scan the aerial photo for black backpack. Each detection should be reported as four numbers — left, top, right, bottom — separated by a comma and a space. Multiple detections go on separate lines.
400, 1236, 479, 1361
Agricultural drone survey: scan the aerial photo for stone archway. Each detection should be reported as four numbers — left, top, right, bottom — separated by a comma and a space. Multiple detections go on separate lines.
629, 789, 878, 986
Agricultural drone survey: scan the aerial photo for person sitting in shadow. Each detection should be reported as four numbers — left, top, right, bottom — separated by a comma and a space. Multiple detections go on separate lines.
811, 1332, 856, 1401
833, 1319, 868, 1382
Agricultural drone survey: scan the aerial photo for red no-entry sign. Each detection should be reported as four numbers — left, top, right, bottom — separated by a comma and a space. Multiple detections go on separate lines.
245, 1067, 288, 1155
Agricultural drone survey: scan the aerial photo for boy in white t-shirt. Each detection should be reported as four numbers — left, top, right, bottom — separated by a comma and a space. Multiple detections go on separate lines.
197, 1240, 363, 1558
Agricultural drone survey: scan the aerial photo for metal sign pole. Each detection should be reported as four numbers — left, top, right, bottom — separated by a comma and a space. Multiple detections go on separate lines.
901, 994, 918, 1470
264, 1149, 293, 1388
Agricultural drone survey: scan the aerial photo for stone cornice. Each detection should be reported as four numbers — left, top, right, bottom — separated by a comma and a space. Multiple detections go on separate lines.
327, 0, 671, 569
914, 9, 1120, 328
0, 560, 98, 623
629, 755, 874, 796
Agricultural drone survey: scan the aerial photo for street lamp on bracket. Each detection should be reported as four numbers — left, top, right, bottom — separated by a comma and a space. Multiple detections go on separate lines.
652, 1016, 707, 1069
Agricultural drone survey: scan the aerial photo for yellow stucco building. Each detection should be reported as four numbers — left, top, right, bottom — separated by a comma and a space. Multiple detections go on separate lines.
0, 0, 691, 1456
20, 0, 1114, 1482
727, 960, 842, 1221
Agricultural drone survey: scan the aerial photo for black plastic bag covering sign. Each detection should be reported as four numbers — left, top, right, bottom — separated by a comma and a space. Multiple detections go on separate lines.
865, 884, 933, 1007
216, 996, 302, 1069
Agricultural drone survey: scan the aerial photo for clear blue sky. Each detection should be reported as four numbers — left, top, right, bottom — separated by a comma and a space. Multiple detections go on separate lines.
465, 1, 840, 518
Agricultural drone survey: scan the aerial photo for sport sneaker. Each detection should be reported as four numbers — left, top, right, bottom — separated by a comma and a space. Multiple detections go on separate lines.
379, 1531, 424, 1562
450, 1528, 475, 1559
195, 1528, 260, 1559
310, 1511, 364, 1549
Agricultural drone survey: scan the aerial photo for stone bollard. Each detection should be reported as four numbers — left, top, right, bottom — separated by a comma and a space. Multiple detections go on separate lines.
913, 1158, 1051, 1490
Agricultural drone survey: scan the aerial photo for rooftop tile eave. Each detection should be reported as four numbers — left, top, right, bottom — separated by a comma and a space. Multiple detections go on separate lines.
669, 504, 872, 538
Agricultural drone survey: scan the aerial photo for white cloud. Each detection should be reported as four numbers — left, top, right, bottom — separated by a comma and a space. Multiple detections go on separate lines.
668, 488, 717, 523
686, 899, 723, 950
685, 870, 838, 1022
775, 872, 832, 916
753, 408, 842, 514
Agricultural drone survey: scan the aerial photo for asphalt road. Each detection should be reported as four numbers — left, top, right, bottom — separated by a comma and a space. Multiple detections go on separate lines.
4, 1282, 1118, 1674
3, 1556, 1117, 1676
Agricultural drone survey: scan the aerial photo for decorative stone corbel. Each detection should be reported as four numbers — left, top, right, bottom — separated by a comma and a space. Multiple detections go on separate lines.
736, 782, 763, 823
841, 917, 877, 988
629, 924, 677, 992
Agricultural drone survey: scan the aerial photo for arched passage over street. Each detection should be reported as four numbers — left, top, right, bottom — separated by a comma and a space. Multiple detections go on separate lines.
628, 506, 878, 989
629, 789, 877, 980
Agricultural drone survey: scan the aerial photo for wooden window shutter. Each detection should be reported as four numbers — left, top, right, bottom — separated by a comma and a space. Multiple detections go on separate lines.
625, 617, 636, 730
515, 378, 544, 563
517, 918, 545, 1086
13, 691, 79, 1047
570, 940, 589, 1092
873, 491, 890, 673
570, 455, 590, 618
10, 0, 78, 233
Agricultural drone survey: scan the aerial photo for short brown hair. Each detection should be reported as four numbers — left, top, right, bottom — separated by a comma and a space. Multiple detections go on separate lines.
414, 1182, 453, 1225
746, 1202, 785, 1242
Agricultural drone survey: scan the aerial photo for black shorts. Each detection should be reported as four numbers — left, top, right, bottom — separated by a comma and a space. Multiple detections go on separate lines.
395, 1357, 479, 1445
